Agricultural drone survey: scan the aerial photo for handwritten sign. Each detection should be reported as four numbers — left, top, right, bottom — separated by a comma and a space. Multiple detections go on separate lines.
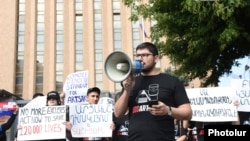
63, 71, 89, 105
24, 96, 46, 108
186, 87, 238, 122
70, 104, 113, 138
230, 79, 250, 112
98, 97, 114, 105
17, 106, 66, 140
99, 97, 114, 111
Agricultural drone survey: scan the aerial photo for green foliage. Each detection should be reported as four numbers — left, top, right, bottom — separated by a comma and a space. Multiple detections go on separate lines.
165, 67, 190, 86
123, 0, 250, 87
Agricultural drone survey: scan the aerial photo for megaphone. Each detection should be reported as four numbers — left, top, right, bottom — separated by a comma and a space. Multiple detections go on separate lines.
104, 51, 143, 82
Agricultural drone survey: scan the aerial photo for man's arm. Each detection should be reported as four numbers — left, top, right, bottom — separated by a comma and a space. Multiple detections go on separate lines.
171, 103, 192, 120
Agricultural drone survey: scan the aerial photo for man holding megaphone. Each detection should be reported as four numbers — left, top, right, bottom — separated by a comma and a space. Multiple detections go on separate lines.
111, 42, 192, 141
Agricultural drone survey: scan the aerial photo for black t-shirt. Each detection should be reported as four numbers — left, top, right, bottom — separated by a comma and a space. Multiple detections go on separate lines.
112, 113, 129, 141
128, 73, 190, 141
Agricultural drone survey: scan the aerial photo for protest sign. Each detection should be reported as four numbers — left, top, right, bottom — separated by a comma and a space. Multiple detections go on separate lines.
63, 71, 89, 105
70, 104, 113, 138
230, 79, 250, 112
98, 97, 114, 105
24, 96, 46, 108
99, 97, 114, 111
186, 87, 238, 122
17, 105, 66, 140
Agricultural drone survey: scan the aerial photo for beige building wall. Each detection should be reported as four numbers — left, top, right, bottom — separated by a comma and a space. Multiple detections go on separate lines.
22, 0, 37, 99
0, 1, 186, 99
102, 0, 115, 92
82, 0, 95, 88
0, 1, 18, 94
43, 0, 57, 93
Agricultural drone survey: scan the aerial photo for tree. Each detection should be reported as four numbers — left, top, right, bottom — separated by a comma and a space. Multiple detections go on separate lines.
123, 0, 250, 86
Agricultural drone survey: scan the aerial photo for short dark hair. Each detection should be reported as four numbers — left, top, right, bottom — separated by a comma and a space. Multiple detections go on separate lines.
136, 42, 158, 56
87, 87, 101, 96
32, 93, 44, 99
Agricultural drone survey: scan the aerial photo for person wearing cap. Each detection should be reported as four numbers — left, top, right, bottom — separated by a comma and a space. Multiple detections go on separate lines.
65, 87, 112, 141
30, 91, 65, 141
84, 87, 109, 141
46, 91, 62, 106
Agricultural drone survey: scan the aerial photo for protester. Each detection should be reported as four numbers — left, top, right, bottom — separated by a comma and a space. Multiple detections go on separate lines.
112, 88, 129, 141
0, 104, 19, 141
43, 91, 66, 141
65, 87, 112, 141
46, 91, 62, 106
187, 121, 197, 141
32, 93, 44, 99
186, 100, 240, 141
14, 93, 45, 141
86, 87, 101, 105
175, 119, 188, 141
15, 91, 66, 141
84, 87, 112, 141
114, 42, 192, 141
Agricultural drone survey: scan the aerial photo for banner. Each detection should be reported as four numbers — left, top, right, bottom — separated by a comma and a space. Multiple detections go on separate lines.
70, 104, 113, 138
230, 79, 250, 111
24, 96, 46, 108
17, 105, 66, 140
63, 71, 89, 105
186, 87, 238, 122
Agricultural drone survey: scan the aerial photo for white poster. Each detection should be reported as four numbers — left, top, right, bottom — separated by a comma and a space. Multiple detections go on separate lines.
63, 71, 89, 105
70, 104, 113, 138
230, 79, 250, 112
186, 87, 238, 122
17, 105, 66, 140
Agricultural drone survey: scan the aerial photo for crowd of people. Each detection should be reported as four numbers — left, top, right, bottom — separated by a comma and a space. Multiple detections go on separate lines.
1, 42, 249, 141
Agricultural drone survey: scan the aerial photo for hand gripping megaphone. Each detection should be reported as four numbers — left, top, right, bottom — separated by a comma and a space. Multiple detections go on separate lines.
104, 51, 143, 82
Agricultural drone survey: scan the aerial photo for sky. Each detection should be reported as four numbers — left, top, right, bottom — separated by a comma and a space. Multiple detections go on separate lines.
218, 56, 250, 86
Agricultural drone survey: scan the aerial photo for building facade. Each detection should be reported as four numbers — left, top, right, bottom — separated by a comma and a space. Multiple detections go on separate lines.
0, 0, 198, 100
